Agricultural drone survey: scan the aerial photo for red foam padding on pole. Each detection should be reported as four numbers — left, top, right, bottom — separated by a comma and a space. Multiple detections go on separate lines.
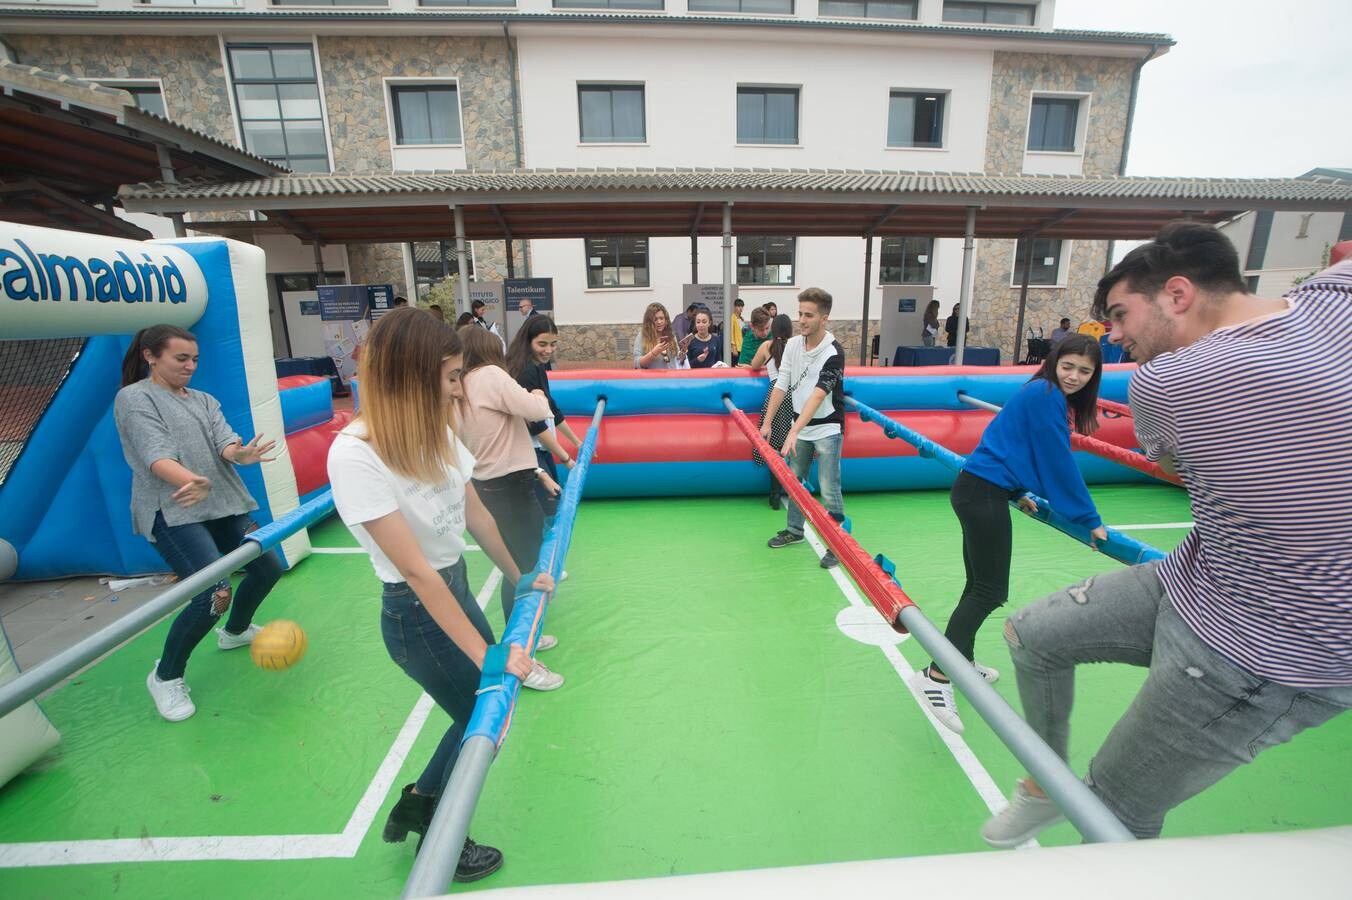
277, 374, 329, 391
724, 405, 915, 632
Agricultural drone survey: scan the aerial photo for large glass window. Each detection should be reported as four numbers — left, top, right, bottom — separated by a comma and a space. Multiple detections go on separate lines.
736, 87, 799, 145
272, 0, 385, 5
419, 0, 515, 6
227, 44, 329, 172
818, 0, 915, 18
578, 85, 646, 143
738, 236, 796, 286
138, 0, 239, 6
878, 237, 933, 284
555, 0, 662, 8
942, 1, 1034, 25
390, 85, 462, 146
1012, 237, 1064, 286
411, 241, 476, 301
689, 0, 793, 12
887, 91, 944, 148
1027, 96, 1079, 152
584, 238, 650, 288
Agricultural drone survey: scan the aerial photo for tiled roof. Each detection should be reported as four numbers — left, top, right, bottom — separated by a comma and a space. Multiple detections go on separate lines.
120, 168, 1352, 207
0, 60, 287, 175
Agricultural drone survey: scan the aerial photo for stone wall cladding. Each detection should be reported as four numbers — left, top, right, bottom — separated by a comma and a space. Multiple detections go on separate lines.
316, 36, 518, 295
974, 52, 1134, 358
7, 34, 236, 145
317, 35, 516, 175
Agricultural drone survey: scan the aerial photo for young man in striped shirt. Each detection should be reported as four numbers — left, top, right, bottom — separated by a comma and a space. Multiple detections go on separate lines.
983, 223, 1352, 845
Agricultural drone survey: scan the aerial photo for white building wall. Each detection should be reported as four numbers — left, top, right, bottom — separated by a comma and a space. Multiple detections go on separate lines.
516, 30, 995, 324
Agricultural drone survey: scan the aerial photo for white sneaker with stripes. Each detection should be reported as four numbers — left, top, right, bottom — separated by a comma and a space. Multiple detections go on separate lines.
911, 668, 964, 734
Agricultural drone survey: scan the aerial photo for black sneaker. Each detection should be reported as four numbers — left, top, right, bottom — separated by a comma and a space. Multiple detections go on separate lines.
820, 550, 839, 569
767, 530, 804, 549
454, 837, 504, 883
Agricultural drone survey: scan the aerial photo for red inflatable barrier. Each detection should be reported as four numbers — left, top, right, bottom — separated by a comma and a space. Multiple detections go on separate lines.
287, 408, 354, 497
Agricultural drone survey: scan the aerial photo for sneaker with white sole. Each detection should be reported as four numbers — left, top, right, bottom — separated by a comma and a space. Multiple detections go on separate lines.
535, 634, 558, 652
559, 570, 568, 582
217, 623, 262, 650
767, 530, 804, 549
974, 661, 1000, 684
911, 668, 963, 734
147, 662, 196, 722
523, 660, 564, 691
981, 781, 1065, 848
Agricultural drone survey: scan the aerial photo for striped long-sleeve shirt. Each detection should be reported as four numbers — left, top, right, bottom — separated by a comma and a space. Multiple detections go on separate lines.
1129, 261, 1352, 687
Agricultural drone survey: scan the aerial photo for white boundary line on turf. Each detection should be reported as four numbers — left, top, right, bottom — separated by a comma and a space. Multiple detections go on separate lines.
1110, 523, 1192, 531
801, 526, 1033, 845
0, 568, 504, 869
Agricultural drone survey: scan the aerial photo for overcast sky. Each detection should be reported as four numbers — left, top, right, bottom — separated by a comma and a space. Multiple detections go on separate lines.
1053, 0, 1351, 179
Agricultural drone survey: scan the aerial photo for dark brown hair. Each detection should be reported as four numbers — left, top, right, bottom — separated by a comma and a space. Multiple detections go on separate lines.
1031, 333, 1102, 435
121, 324, 197, 387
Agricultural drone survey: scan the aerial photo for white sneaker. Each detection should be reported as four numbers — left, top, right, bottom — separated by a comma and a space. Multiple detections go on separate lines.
523, 660, 564, 691
974, 661, 1000, 684
981, 781, 1065, 848
535, 634, 558, 652
911, 668, 963, 734
217, 623, 262, 650
147, 662, 196, 722
560, 570, 569, 582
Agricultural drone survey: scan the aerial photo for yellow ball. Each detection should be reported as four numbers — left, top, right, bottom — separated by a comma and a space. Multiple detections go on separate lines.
250, 620, 308, 671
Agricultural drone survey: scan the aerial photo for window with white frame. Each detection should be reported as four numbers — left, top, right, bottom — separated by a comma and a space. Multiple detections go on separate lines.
942, 1, 1034, 25
690, 0, 792, 12
1027, 96, 1080, 152
138, 0, 239, 6
273, 0, 386, 5
555, 0, 662, 8
390, 84, 463, 146
819, 0, 916, 19
419, 0, 515, 6
226, 44, 329, 172
578, 85, 646, 143
1012, 237, 1065, 286
887, 90, 945, 148
738, 236, 796, 286
878, 237, 933, 284
584, 238, 649, 288
737, 87, 799, 145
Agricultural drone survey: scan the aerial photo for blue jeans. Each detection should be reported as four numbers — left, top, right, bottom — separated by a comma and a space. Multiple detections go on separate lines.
151, 511, 283, 681
381, 559, 495, 796
1008, 561, 1352, 838
784, 432, 844, 537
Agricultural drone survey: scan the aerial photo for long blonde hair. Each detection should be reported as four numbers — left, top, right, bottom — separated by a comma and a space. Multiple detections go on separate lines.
355, 307, 463, 484
640, 302, 675, 357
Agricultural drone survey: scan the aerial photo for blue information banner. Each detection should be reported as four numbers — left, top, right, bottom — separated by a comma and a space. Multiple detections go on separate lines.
317, 284, 369, 322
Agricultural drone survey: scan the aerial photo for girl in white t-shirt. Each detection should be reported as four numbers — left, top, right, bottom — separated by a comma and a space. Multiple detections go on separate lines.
327, 308, 551, 883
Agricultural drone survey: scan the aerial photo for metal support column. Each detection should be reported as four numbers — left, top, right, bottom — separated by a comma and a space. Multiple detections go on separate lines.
452, 205, 470, 315
1012, 236, 1036, 364
721, 202, 734, 365
859, 234, 874, 366
154, 143, 187, 238
955, 207, 977, 366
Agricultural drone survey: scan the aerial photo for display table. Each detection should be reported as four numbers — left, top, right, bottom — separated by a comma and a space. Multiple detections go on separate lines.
893, 345, 1000, 366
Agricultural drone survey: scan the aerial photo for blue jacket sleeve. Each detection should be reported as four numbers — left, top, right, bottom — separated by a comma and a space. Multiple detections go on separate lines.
1022, 383, 1102, 529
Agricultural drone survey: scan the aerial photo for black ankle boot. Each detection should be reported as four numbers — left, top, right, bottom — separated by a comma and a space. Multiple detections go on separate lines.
455, 837, 504, 883
383, 783, 436, 844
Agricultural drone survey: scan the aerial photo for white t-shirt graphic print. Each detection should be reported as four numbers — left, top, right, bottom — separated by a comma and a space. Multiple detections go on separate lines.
327, 422, 477, 584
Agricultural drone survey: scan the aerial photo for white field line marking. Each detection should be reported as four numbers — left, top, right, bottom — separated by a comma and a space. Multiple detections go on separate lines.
1111, 523, 1192, 531
0, 568, 503, 869
312, 545, 482, 554
801, 526, 1031, 844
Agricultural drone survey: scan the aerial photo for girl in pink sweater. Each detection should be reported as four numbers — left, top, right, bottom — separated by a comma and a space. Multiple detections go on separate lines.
452, 326, 565, 692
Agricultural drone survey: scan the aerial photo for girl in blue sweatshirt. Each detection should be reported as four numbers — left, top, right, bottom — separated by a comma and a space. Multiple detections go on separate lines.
914, 334, 1108, 734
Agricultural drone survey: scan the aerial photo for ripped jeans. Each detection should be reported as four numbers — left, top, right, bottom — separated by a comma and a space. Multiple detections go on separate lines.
1006, 560, 1352, 839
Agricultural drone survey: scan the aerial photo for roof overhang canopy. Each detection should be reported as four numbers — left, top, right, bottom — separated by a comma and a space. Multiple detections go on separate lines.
118, 170, 1352, 244
0, 62, 286, 237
